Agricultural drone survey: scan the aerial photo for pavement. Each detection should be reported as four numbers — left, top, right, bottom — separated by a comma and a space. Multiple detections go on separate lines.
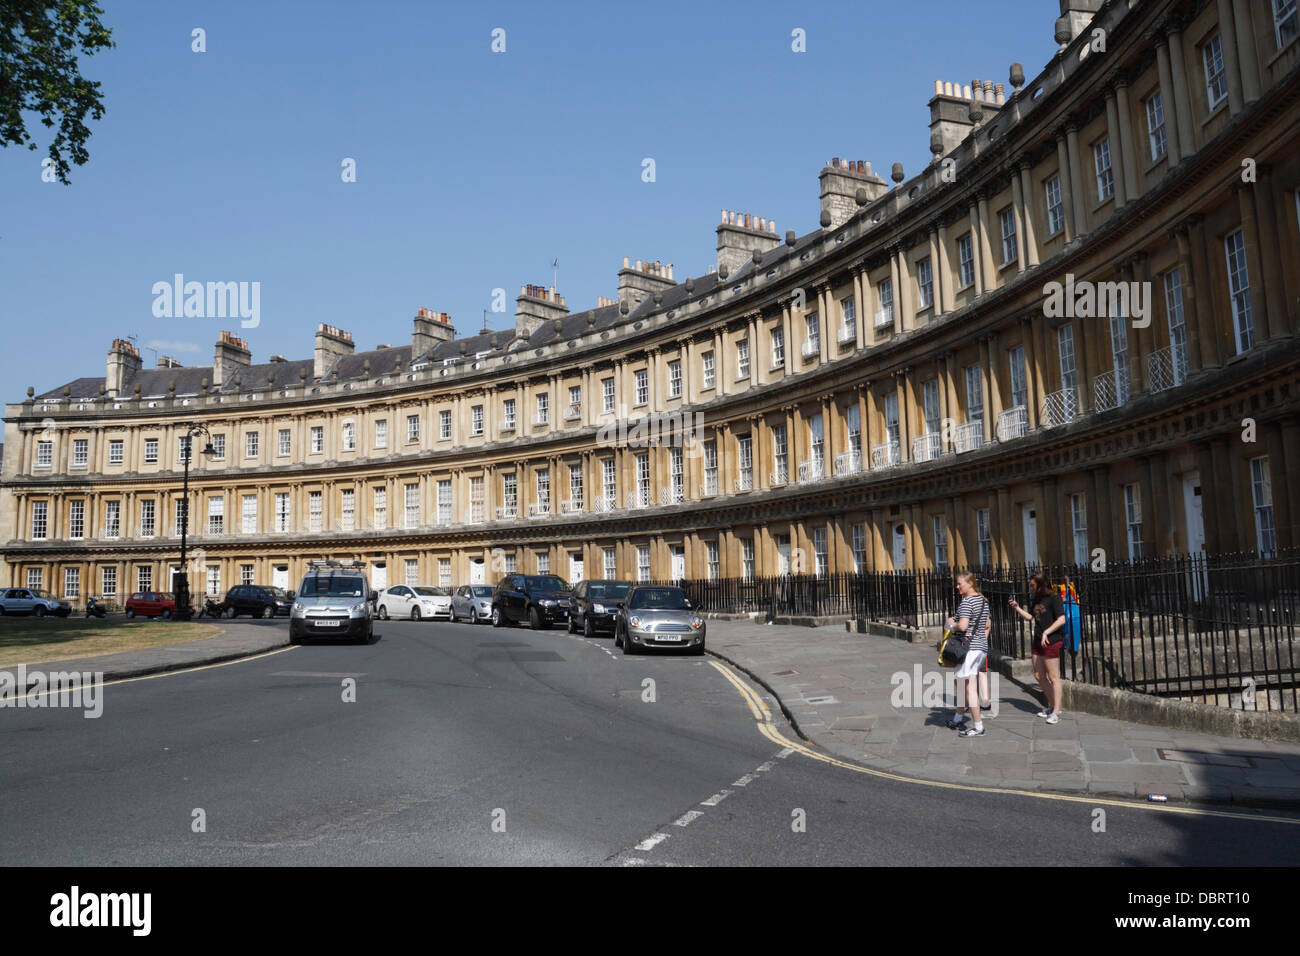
704, 620, 1300, 811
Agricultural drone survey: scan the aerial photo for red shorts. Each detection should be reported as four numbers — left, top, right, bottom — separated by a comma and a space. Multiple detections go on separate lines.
1033, 639, 1063, 659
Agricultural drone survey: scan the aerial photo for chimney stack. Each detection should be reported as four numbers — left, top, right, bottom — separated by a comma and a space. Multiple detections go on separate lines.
313, 323, 354, 379
515, 284, 569, 338
928, 77, 1006, 156
213, 330, 251, 387
716, 210, 781, 274
819, 159, 889, 230
1056, 0, 1104, 46
412, 307, 456, 360
617, 257, 676, 308
105, 338, 142, 397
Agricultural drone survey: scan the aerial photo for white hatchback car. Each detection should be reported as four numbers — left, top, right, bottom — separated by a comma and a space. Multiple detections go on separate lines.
376, 585, 452, 621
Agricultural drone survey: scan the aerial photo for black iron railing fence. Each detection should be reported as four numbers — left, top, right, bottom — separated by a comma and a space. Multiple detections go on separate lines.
653, 550, 1300, 714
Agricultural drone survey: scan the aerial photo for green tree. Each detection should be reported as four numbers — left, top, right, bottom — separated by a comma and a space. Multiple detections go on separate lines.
1, 0, 113, 184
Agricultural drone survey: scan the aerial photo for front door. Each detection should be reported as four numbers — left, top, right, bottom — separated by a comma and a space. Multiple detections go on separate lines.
569, 553, 583, 584
273, 565, 289, 590
892, 524, 907, 571
1183, 472, 1206, 600
671, 547, 685, 581
469, 558, 485, 585
1022, 507, 1039, 567
371, 561, 387, 591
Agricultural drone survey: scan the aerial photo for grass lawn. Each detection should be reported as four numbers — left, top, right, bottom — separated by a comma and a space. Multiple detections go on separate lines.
0, 617, 223, 667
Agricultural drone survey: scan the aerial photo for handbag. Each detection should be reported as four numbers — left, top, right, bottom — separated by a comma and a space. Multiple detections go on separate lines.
938, 597, 987, 668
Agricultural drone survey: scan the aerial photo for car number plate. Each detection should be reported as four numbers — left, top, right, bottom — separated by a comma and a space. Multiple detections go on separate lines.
655, 634, 683, 642
314, 620, 341, 627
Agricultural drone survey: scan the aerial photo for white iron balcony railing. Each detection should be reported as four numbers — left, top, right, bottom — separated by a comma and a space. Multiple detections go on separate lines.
660, 485, 685, 506
1093, 366, 1131, 412
734, 471, 754, 492
953, 420, 983, 453
499, 419, 516, 433
874, 308, 894, 329
564, 405, 581, 421
464, 506, 484, 525
1040, 388, 1080, 428
496, 504, 518, 520
800, 339, 819, 359
835, 449, 862, 475
912, 432, 942, 462
1147, 344, 1188, 393
700, 474, 719, 497
798, 458, 825, 482
528, 500, 551, 517
627, 488, 652, 510
591, 495, 615, 513
837, 325, 856, 345
532, 413, 548, 427
561, 498, 583, 514
871, 441, 901, 468
996, 405, 1029, 442
770, 464, 789, 487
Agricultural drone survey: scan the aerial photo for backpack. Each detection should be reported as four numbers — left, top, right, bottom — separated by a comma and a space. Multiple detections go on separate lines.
938, 598, 987, 667
1056, 582, 1082, 653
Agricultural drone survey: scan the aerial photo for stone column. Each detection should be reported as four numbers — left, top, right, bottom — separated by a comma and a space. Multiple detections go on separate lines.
819, 286, 832, 363
968, 203, 984, 297
1018, 162, 1040, 267
862, 266, 878, 346
1104, 86, 1127, 209
1251, 168, 1289, 341
1216, 0, 1245, 115
1278, 418, 1300, 549
852, 269, 866, 349
936, 222, 954, 312
1010, 171, 1028, 275
1172, 224, 1203, 371
1154, 37, 1181, 166
781, 303, 793, 375
895, 371, 909, 463
897, 250, 916, 332
1166, 25, 1195, 156
887, 249, 902, 332
978, 336, 994, 441
987, 333, 1004, 436
1038, 476, 1060, 563
976, 193, 996, 291
1054, 132, 1076, 242
927, 228, 942, 315
1235, 182, 1273, 344
1231, 0, 1260, 103
1114, 78, 1139, 201
1065, 123, 1087, 236
748, 315, 760, 386
996, 487, 1013, 568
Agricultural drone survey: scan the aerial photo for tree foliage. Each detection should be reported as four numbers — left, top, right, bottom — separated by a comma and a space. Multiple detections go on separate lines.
0, 0, 113, 184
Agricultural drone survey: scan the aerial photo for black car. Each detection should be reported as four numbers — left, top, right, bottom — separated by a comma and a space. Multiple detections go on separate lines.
568, 579, 632, 637
491, 574, 571, 630
222, 585, 294, 619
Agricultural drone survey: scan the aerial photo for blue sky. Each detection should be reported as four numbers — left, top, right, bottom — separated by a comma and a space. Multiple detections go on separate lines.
1, 0, 1052, 393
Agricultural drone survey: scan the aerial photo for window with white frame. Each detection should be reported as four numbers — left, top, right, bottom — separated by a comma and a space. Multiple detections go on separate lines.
241, 494, 257, 533
602, 377, 615, 413
144, 438, 159, 464
468, 477, 483, 522
775, 534, 791, 575
1094, 138, 1113, 201
813, 527, 828, 576
1070, 493, 1088, 564
847, 404, 862, 461
1145, 92, 1167, 161
105, 500, 121, 538
669, 447, 684, 501
933, 514, 948, 569
136, 566, 150, 592
1277, 0, 1299, 47
278, 428, 291, 457
471, 405, 484, 435
808, 413, 824, 472
737, 338, 750, 379
31, 500, 47, 539
917, 259, 933, 309
503, 552, 517, 574
923, 380, 941, 435
702, 351, 715, 389
569, 463, 583, 509
240, 564, 254, 585
958, 235, 975, 287
342, 421, 355, 451
436, 480, 451, 524
406, 414, 420, 443
1045, 175, 1064, 236
502, 473, 517, 513
976, 509, 992, 567
1009, 346, 1027, 410
1124, 483, 1143, 560
635, 453, 650, 504
308, 491, 322, 532
375, 419, 387, 448
1162, 269, 1188, 386
341, 488, 355, 531
706, 540, 720, 581
703, 441, 718, 495
536, 392, 548, 424
634, 369, 648, 406
310, 424, 323, 454
176, 436, 191, 465
65, 567, 80, 599
439, 558, 452, 589
772, 423, 788, 481
999, 206, 1018, 265
35, 440, 52, 468
1109, 305, 1131, 405
637, 545, 651, 582
771, 326, 785, 366
72, 438, 88, 467
841, 296, 857, 338
68, 499, 84, 539
737, 435, 752, 487
207, 496, 224, 534
668, 360, 682, 397
27, 568, 43, 591
405, 559, 419, 587
568, 385, 582, 415
140, 499, 155, 537
884, 392, 900, 446
602, 458, 616, 502
1224, 230, 1255, 354
108, 439, 123, 465
503, 398, 516, 429
211, 434, 226, 459
274, 492, 290, 532
536, 468, 550, 513
741, 538, 755, 581
1203, 35, 1227, 110
102, 565, 117, 598
536, 552, 549, 575
245, 432, 259, 459
603, 547, 617, 578
173, 499, 186, 537
1250, 456, 1277, 555
878, 280, 894, 323
206, 565, 220, 597
806, 313, 820, 353
852, 524, 867, 572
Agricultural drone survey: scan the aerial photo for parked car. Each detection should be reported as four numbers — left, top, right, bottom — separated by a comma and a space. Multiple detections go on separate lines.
491, 574, 571, 629
221, 585, 294, 619
124, 591, 194, 620
376, 585, 451, 621
613, 585, 705, 655
568, 579, 632, 637
0, 588, 72, 618
450, 585, 494, 624
289, 561, 373, 644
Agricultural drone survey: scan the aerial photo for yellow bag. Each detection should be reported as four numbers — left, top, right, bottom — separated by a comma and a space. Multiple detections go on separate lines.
937, 627, 969, 668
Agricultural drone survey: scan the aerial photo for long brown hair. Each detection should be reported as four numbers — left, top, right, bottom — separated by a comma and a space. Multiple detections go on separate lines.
1029, 572, 1052, 600
956, 571, 981, 595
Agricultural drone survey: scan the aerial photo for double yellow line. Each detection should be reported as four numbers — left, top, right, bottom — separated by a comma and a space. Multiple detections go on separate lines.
708, 659, 1300, 827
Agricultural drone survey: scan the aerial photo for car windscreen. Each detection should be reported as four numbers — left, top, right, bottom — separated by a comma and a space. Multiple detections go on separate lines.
270, 588, 291, 599
414, 587, 447, 597
30, 590, 54, 600
299, 576, 365, 598
589, 583, 630, 601
629, 588, 689, 610
471, 586, 494, 597
525, 576, 569, 592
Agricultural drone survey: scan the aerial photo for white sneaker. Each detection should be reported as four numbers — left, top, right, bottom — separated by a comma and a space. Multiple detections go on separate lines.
1036, 709, 1050, 718
1045, 712, 1062, 724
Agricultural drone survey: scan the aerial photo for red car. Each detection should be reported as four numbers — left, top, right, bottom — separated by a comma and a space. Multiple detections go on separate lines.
124, 591, 193, 620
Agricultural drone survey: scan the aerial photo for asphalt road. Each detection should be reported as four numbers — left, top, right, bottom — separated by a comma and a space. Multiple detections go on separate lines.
1, 617, 1296, 865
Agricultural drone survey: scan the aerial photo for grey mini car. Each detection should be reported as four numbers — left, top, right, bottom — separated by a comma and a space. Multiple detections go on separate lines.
613, 585, 705, 655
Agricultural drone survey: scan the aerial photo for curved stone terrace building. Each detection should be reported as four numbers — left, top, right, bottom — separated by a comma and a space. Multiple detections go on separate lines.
3, 0, 1298, 603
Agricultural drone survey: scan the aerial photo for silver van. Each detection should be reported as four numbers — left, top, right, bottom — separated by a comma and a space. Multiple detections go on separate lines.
289, 561, 374, 644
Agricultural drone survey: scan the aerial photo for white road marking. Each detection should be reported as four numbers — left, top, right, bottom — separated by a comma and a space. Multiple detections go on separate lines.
673, 810, 704, 827
700, 790, 732, 807
732, 773, 756, 787
634, 832, 670, 852
755, 761, 775, 773
776, 748, 795, 759
622, 858, 648, 866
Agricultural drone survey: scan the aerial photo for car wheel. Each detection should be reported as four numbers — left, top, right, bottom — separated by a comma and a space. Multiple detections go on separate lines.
529, 607, 542, 630
621, 625, 636, 655
567, 613, 576, 634
378, 605, 389, 621
126, 608, 136, 619
162, 608, 172, 620
34, 605, 47, 618
492, 607, 502, 627
584, 616, 594, 639
450, 605, 458, 623
225, 606, 236, 619
261, 605, 273, 619
411, 606, 421, 621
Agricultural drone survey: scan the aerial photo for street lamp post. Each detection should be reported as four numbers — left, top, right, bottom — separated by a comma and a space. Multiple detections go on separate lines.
175, 425, 216, 622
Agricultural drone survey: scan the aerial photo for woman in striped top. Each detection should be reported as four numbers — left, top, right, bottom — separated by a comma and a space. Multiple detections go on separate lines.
945, 571, 991, 737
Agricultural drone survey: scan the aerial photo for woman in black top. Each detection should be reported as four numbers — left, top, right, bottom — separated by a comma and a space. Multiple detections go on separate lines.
1009, 572, 1067, 723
